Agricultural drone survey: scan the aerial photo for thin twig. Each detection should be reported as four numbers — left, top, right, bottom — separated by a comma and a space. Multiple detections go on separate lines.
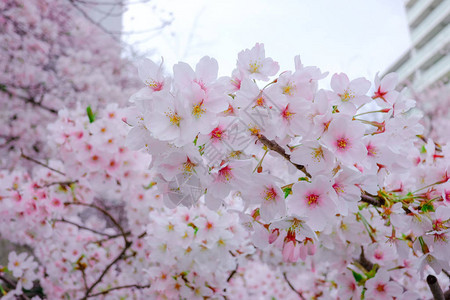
442, 269, 450, 279
64, 202, 128, 243
41, 180, 78, 188
20, 151, 66, 176
53, 218, 116, 237
227, 264, 239, 282
357, 246, 374, 272
81, 240, 132, 299
360, 194, 385, 207
0, 135, 19, 148
0, 85, 57, 114
81, 267, 89, 291
257, 135, 311, 178
0, 274, 16, 288
63, 201, 133, 299
283, 272, 306, 300
87, 283, 151, 298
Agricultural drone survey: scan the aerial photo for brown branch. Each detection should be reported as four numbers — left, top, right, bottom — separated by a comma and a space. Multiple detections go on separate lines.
20, 151, 66, 176
87, 284, 151, 298
89, 233, 131, 245
0, 84, 57, 114
64, 202, 128, 243
41, 180, 78, 188
427, 275, 445, 300
356, 246, 374, 272
0, 274, 33, 300
81, 267, 89, 291
53, 218, 118, 238
67, 0, 122, 44
0, 274, 16, 289
257, 135, 311, 178
81, 240, 132, 299
257, 135, 394, 208
0, 135, 19, 148
360, 194, 385, 207
63, 201, 135, 299
283, 272, 306, 300
227, 264, 239, 282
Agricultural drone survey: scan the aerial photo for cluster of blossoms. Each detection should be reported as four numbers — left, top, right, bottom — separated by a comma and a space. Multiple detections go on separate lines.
0, 105, 266, 299
124, 43, 450, 298
1, 11, 450, 296
0, 0, 140, 168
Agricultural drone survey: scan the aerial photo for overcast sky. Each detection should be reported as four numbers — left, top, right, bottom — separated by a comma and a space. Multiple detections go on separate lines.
123, 0, 411, 83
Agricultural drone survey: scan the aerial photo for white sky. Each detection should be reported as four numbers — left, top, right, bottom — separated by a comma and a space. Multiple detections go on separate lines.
123, 0, 411, 82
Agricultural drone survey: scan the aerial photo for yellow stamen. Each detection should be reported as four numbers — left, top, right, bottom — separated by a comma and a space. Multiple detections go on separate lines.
165, 111, 181, 126
249, 61, 261, 73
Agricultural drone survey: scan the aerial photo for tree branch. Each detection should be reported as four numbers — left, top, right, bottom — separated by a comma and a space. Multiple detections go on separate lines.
0, 135, 19, 148
227, 264, 239, 282
53, 218, 120, 238
87, 284, 151, 298
20, 151, 66, 176
0, 84, 57, 114
63, 201, 136, 299
64, 202, 128, 243
257, 135, 311, 178
40, 180, 78, 188
356, 246, 374, 272
81, 239, 132, 299
427, 275, 445, 300
360, 194, 385, 207
0, 274, 16, 289
283, 272, 306, 300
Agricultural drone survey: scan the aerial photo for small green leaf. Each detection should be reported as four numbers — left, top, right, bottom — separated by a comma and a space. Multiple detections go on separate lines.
143, 181, 156, 190
421, 202, 435, 212
188, 222, 198, 235
0, 284, 6, 295
420, 144, 426, 153
283, 187, 292, 198
351, 270, 364, 283
86, 106, 96, 123
366, 264, 379, 279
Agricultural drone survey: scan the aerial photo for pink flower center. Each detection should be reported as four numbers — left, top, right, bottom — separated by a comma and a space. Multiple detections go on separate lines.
366, 143, 377, 157
183, 157, 196, 173
336, 137, 349, 150
218, 166, 233, 181
166, 111, 181, 126
333, 183, 344, 195
306, 193, 320, 206
444, 190, 450, 202
374, 250, 384, 260
264, 187, 277, 202
282, 104, 295, 121
210, 127, 224, 141
372, 87, 387, 101
255, 96, 265, 107
376, 283, 386, 293
146, 80, 164, 91
192, 100, 205, 118
206, 221, 214, 230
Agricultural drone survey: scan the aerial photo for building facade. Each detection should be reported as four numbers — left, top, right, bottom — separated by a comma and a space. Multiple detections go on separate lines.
385, 0, 450, 91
